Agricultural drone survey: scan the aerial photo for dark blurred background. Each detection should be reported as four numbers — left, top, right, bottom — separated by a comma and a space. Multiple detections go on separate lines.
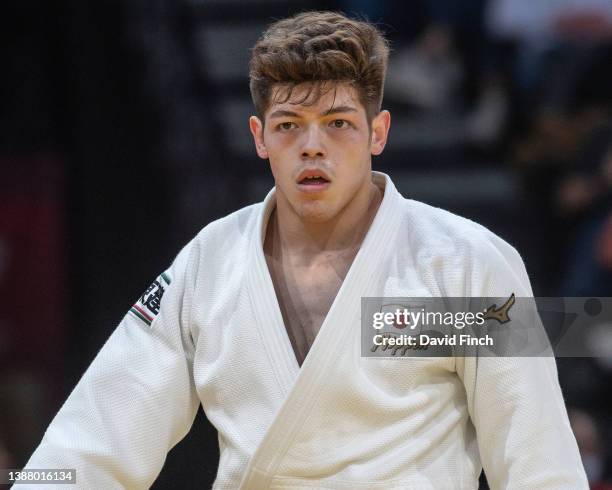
1, 0, 611, 488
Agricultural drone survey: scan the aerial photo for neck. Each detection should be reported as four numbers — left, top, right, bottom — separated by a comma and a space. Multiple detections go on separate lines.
268, 176, 383, 261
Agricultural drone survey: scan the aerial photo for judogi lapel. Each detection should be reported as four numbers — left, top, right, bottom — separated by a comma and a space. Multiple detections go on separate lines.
241, 172, 403, 488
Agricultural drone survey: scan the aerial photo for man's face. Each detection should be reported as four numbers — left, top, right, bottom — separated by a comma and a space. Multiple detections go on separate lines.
249, 83, 390, 224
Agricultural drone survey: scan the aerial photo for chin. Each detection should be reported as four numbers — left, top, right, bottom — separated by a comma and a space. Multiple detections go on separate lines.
296, 201, 336, 223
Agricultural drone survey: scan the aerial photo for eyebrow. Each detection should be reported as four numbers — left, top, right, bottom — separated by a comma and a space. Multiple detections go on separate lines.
268, 106, 358, 119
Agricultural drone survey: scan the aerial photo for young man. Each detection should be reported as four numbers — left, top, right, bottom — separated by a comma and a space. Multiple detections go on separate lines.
24, 11, 587, 489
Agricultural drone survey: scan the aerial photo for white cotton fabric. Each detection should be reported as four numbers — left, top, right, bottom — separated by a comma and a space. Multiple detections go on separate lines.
22, 172, 588, 489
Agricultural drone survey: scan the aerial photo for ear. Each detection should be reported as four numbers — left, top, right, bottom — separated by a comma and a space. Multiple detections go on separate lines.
249, 116, 268, 159
370, 110, 391, 156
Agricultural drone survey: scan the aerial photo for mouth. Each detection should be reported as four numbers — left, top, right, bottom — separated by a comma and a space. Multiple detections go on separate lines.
296, 169, 331, 192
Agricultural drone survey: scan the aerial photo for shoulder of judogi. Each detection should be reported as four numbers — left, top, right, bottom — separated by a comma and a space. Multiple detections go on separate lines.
129, 202, 262, 328
191, 201, 262, 252
401, 197, 519, 257
400, 197, 495, 243
397, 197, 530, 296
127, 240, 194, 329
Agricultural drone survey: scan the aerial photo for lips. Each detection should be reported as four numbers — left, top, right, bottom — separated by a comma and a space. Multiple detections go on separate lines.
296, 169, 331, 186
300, 176, 329, 185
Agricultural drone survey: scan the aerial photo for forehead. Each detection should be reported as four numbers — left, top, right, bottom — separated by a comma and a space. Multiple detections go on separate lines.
266, 82, 365, 117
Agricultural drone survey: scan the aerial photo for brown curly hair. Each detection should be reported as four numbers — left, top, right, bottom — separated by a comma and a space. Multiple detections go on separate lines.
249, 11, 390, 122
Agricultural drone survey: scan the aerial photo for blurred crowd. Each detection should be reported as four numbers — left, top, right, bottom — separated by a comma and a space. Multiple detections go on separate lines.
1, 1, 611, 488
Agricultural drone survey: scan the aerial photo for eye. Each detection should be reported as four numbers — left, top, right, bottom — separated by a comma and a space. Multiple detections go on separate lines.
330, 119, 350, 129
277, 121, 297, 131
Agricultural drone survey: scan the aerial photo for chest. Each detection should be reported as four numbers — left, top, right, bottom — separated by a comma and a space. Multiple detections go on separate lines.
265, 252, 355, 364
286, 262, 343, 322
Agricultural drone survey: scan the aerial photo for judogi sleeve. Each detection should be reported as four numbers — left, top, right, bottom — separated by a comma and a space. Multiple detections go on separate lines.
456, 235, 589, 489
20, 242, 200, 489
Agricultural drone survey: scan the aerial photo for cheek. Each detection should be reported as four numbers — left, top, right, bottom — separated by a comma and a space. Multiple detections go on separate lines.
336, 128, 371, 153
268, 158, 284, 179
332, 133, 371, 166
264, 134, 296, 161
268, 156, 294, 186
263, 134, 288, 163
265, 130, 295, 146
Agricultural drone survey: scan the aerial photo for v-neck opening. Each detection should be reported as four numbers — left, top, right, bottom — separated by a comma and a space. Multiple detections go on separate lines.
248, 172, 396, 389
262, 212, 370, 369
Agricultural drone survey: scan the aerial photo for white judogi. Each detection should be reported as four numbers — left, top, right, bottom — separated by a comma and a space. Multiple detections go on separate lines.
23, 172, 588, 489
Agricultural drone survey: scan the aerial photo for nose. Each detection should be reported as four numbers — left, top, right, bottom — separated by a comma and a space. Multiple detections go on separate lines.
300, 125, 326, 159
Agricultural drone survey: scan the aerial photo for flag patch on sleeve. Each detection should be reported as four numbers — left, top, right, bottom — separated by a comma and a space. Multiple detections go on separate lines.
129, 272, 171, 326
